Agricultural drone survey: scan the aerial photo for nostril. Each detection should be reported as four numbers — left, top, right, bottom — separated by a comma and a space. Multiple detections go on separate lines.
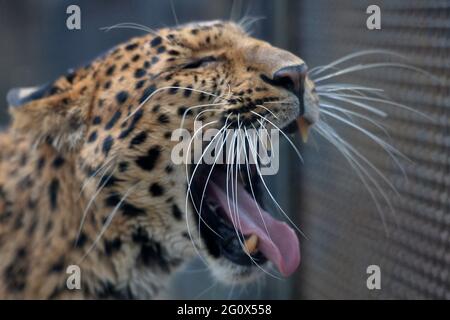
271, 64, 308, 96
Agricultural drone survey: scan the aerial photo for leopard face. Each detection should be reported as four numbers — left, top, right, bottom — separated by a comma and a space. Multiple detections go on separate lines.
4, 20, 319, 298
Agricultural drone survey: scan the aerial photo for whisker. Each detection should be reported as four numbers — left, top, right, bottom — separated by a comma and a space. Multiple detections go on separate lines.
245, 122, 308, 240
169, 0, 179, 26
318, 93, 388, 118
228, 118, 281, 280
124, 86, 228, 123
320, 113, 402, 197
250, 111, 304, 163
313, 62, 439, 83
75, 165, 116, 246
309, 49, 409, 76
320, 102, 391, 138
321, 92, 435, 122
315, 124, 392, 233
78, 156, 117, 197
321, 110, 410, 179
79, 183, 139, 262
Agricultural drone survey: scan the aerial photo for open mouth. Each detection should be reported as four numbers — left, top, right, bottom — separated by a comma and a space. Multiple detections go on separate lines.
189, 145, 302, 277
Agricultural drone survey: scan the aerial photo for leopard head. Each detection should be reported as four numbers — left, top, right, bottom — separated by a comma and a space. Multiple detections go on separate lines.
8, 21, 319, 292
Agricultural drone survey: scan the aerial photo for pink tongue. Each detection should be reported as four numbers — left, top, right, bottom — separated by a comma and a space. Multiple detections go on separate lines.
209, 177, 300, 277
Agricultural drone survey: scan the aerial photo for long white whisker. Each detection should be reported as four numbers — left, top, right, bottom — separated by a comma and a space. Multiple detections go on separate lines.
124, 86, 228, 123
78, 156, 117, 197
320, 103, 391, 138
75, 165, 116, 246
309, 49, 409, 76
246, 123, 307, 239
320, 92, 434, 122
79, 183, 139, 262
315, 124, 392, 234
251, 110, 304, 164
321, 110, 409, 183
314, 62, 439, 83
318, 93, 388, 118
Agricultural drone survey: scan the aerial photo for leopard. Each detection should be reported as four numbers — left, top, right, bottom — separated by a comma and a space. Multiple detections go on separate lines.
0, 20, 319, 299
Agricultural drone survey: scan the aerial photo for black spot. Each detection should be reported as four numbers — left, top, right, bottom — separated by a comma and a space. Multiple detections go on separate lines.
104, 238, 122, 256
132, 54, 140, 62
92, 116, 102, 125
27, 199, 37, 210
149, 183, 164, 196
151, 56, 159, 64
134, 68, 146, 78
138, 240, 172, 272
75, 232, 87, 248
132, 227, 149, 243
152, 105, 160, 113
19, 154, 28, 166
169, 82, 180, 95
105, 193, 146, 218
49, 256, 65, 273
135, 80, 146, 90
158, 114, 170, 124
157, 46, 166, 54
150, 36, 162, 47
122, 202, 146, 217
106, 65, 116, 76
165, 165, 173, 174
49, 86, 60, 95
184, 86, 193, 97
4, 247, 28, 292
135, 146, 161, 171
139, 85, 156, 104
177, 106, 191, 117
37, 157, 46, 171
130, 131, 148, 147
118, 109, 144, 139
105, 111, 122, 130
172, 204, 183, 220
103, 81, 111, 90
121, 63, 130, 71
118, 161, 129, 172
125, 42, 139, 51
96, 281, 134, 300
66, 71, 76, 83
49, 179, 59, 211
164, 132, 171, 139
116, 91, 129, 105
88, 131, 98, 143
143, 61, 150, 69
105, 194, 121, 207
168, 50, 180, 56
52, 156, 65, 168
102, 136, 114, 156
99, 174, 119, 189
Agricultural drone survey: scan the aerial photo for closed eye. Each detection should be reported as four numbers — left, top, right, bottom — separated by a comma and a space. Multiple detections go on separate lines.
182, 56, 217, 69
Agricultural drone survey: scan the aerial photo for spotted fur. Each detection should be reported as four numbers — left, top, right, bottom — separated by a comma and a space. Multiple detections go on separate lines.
0, 21, 319, 299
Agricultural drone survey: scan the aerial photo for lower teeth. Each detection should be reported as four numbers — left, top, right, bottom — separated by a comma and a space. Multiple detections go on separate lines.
244, 234, 259, 255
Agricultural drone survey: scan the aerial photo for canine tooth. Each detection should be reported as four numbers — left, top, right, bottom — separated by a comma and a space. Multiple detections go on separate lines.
297, 117, 311, 143
244, 234, 259, 255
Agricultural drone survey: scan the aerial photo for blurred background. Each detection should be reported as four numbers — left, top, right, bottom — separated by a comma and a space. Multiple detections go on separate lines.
0, 0, 449, 299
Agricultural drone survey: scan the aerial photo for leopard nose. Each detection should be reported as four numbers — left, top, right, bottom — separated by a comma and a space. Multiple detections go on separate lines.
272, 64, 308, 97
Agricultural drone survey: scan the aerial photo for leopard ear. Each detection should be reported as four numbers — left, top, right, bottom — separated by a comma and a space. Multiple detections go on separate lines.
8, 73, 95, 151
